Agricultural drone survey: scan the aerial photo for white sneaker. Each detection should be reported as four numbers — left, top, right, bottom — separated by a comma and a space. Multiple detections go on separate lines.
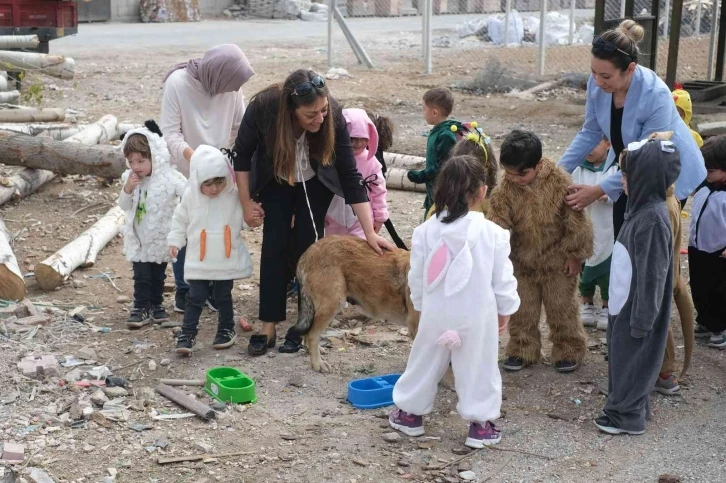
597, 307, 609, 331
580, 304, 596, 327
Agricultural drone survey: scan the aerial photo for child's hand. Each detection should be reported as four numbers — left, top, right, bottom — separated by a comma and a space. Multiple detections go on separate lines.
598, 195, 609, 202
374, 220, 384, 234
498, 314, 510, 336
242, 200, 265, 228
648, 131, 673, 141
124, 173, 140, 194
564, 258, 581, 277
722, 249, 726, 258
169, 246, 178, 259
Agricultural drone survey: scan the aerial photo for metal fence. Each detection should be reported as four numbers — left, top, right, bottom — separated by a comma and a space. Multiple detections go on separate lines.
324, 0, 720, 82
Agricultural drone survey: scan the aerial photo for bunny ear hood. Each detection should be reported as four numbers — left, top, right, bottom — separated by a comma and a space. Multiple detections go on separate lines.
343, 108, 379, 161
423, 213, 484, 297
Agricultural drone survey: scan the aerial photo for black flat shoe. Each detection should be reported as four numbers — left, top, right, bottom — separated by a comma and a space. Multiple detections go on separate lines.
247, 334, 276, 356
278, 338, 303, 353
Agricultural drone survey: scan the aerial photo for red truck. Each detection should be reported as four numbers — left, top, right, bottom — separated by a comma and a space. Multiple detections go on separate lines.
0, 0, 78, 53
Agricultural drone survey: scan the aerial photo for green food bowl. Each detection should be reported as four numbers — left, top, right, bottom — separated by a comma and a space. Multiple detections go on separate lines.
205, 367, 257, 404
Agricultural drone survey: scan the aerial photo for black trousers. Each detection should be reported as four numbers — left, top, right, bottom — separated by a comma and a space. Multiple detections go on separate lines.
613, 193, 628, 240
132, 262, 167, 309
688, 247, 726, 333
182, 279, 234, 336
258, 176, 334, 326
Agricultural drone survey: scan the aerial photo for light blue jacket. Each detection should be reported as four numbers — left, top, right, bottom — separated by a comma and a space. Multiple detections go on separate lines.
558, 65, 706, 201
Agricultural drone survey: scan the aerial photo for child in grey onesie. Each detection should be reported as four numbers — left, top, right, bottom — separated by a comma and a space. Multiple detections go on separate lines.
595, 138, 681, 435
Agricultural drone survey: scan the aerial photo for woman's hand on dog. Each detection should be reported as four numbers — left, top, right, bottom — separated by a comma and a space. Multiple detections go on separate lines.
498, 315, 510, 336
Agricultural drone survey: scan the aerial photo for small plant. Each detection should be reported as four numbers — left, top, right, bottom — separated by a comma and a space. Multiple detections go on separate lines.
21, 75, 45, 106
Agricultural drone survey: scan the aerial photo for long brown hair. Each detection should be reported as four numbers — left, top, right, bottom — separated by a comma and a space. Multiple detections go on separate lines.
269, 69, 335, 184
434, 155, 488, 224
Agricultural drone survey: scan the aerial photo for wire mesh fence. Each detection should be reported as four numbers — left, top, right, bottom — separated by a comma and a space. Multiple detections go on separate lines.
316, 0, 720, 82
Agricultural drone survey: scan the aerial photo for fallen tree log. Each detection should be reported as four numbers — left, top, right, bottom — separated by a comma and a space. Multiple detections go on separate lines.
0, 108, 65, 123
0, 217, 25, 300
63, 115, 118, 146
0, 168, 56, 206
0, 51, 75, 80
34, 206, 125, 290
385, 167, 425, 193
0, 90, 19, 103
0, 35, 39, 50
383, 152, 425, 169
0, 128, 126, 178
0, 123, 85, 140
0, 75, 6, 92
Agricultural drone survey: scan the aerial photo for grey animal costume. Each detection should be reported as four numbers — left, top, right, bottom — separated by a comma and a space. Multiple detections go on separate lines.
604, 138, 681, 432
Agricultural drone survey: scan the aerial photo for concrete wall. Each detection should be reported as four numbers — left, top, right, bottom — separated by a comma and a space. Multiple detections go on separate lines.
110, 0, 234, 22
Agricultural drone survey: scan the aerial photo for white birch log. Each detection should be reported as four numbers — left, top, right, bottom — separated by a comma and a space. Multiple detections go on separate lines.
0, 168, 57, 206
0, 124, 86, 140
0, 108, 65, 122
0, 51, 75, 80
0, 35, 39, 50
0, 217, 26, 300
385, 167, 426, 193
63, 115, 118, 146
383, 152, 425, 169
0, 76, 7, 92
34, 206, 125, 290
118, 123, 141, 138
0, 90, 19, 103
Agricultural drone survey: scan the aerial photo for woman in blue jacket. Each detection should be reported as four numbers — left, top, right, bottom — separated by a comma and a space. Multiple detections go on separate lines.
558, 19, 706, 237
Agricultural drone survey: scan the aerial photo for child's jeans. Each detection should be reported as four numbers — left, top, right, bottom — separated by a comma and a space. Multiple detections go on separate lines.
172, 246, 189, 294
181, 279, 234, 336
132, 262, 167, 309
579, 272, 610, 302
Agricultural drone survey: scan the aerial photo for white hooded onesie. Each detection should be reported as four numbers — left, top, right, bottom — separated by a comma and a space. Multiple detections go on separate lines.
118, 123, 188, 264
394, 211, 520, 423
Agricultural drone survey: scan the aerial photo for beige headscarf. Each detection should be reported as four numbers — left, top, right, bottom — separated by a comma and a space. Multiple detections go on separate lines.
163, 44, 255, 96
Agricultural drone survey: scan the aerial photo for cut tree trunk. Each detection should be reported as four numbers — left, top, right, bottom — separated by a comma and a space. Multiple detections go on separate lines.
0, 123, 86, 140
0, 217, 25, 300
0, 108, 65, 123
0, 168, 56, 206
385, 167, 425, 193
0, 75, 7, 92
34, 206, 125, 290
0, 90, 19, 103
0, 51, 75, 80
383, 152, 425, 169
0, 35, 39, 50
63, 115, 118, 146
0, 128, 126, 178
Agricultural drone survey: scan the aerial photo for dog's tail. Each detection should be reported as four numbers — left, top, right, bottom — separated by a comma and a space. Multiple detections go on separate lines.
289, 279, 315, 336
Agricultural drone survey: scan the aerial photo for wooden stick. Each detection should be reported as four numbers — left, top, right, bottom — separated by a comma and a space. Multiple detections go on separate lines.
429, 448, 484, 471
159, 379, 206, 387
154, 383, 215, 420
482, 454, 514, 482
157, 450, 256, 465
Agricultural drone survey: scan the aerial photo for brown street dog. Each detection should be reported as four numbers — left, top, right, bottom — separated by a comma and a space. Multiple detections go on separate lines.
288, 235, 420, 373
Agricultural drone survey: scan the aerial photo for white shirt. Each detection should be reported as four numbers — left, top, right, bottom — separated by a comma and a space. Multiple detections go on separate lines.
294, 133, 315, 183
160, 69, 245, 178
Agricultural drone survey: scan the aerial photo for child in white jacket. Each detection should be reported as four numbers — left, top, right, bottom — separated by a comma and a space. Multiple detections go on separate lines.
389, 155, 520, 449
118, 120, 187, 329
168, 145, 253, 354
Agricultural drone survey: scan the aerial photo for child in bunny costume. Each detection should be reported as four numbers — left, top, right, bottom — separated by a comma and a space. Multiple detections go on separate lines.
325, 108, 389, 237
389, 155, 520, 449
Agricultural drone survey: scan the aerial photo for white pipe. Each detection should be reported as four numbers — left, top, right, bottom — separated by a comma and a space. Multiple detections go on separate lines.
328, 0, 334, 67
538, 0, 547, 76
424, 0, 432, 74
569, 0, 576, 45
707, 2, 719, 79
664, 0, 670, 38
504, 0, 512, 47
695, 0, 702, 36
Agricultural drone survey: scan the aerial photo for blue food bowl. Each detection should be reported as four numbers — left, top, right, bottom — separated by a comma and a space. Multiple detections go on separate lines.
347, 374, 401, 410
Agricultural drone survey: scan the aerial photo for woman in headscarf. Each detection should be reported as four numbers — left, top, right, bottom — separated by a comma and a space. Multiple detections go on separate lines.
160, 44, 255, 314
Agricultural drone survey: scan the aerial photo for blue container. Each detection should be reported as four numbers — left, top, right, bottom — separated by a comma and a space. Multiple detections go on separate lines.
347, 373, 401, 410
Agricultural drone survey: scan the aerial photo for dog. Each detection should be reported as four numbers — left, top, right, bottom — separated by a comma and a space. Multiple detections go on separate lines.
288, 235, 420, 373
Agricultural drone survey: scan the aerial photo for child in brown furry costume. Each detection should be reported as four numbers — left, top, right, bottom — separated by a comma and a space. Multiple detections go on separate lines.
488, 130, 593, 373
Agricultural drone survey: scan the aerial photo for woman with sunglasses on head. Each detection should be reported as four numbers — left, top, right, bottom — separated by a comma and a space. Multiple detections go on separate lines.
232, 69, 395, 356
558, 19, 705, 237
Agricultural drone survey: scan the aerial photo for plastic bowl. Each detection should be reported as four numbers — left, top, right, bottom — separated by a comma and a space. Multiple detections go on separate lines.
205, 367, 257, 404
347, 374, 401, 410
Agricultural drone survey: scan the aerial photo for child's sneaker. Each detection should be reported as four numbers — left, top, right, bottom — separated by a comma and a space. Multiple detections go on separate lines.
502, 356, 528, 371
653, 374, 680, 395
708, 331, 726, 348
388, 409, 425, 437
554, 360, 580, 373
175, 333, 196, 355
593, 415, 644, 435
580, 304, 596, 327
151, 305, 169, 323
465, 421, 501, 448
694, 323, 712, 338
126, 308, 151, 328
212, 328, 237, 349
596, 307, 609, 331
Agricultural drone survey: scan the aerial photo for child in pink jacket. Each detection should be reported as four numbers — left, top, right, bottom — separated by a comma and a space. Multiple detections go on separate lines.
326, 108, 389, 237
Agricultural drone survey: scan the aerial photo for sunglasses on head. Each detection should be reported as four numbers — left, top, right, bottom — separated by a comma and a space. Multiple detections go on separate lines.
292, 75, 326, 97
592, 36, 633, 60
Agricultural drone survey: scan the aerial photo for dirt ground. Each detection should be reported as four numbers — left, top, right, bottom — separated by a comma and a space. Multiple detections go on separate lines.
1, 21, 725, 483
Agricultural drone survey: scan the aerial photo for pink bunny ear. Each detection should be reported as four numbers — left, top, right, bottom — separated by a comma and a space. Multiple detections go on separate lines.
366, 115, 379, 161
427, 243, 448, 286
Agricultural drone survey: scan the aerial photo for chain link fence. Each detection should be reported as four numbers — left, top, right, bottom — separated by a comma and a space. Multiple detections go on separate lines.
314, 0, 720, 82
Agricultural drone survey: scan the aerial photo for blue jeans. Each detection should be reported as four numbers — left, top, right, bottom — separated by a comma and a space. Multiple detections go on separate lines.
172, 246, 189, 293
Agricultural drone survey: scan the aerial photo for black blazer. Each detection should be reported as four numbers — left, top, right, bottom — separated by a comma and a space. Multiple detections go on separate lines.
232, 91, 368, 205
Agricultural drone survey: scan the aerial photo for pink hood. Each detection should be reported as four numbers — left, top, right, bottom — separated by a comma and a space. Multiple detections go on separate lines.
343, 108, 378, 161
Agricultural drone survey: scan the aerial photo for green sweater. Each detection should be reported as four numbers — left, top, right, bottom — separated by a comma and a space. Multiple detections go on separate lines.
407, 119, 462, 216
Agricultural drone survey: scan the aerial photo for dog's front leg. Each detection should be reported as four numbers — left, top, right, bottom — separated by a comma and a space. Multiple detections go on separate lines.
306, 333, 331, 373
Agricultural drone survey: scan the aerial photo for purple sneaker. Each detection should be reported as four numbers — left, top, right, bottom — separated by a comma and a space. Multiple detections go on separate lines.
388, 409, 425, 437
465, 421, 501, 448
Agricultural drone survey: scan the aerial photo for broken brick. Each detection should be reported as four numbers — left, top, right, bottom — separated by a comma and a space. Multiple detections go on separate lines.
17, 354, 59, 379
2, 442, 24, 462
